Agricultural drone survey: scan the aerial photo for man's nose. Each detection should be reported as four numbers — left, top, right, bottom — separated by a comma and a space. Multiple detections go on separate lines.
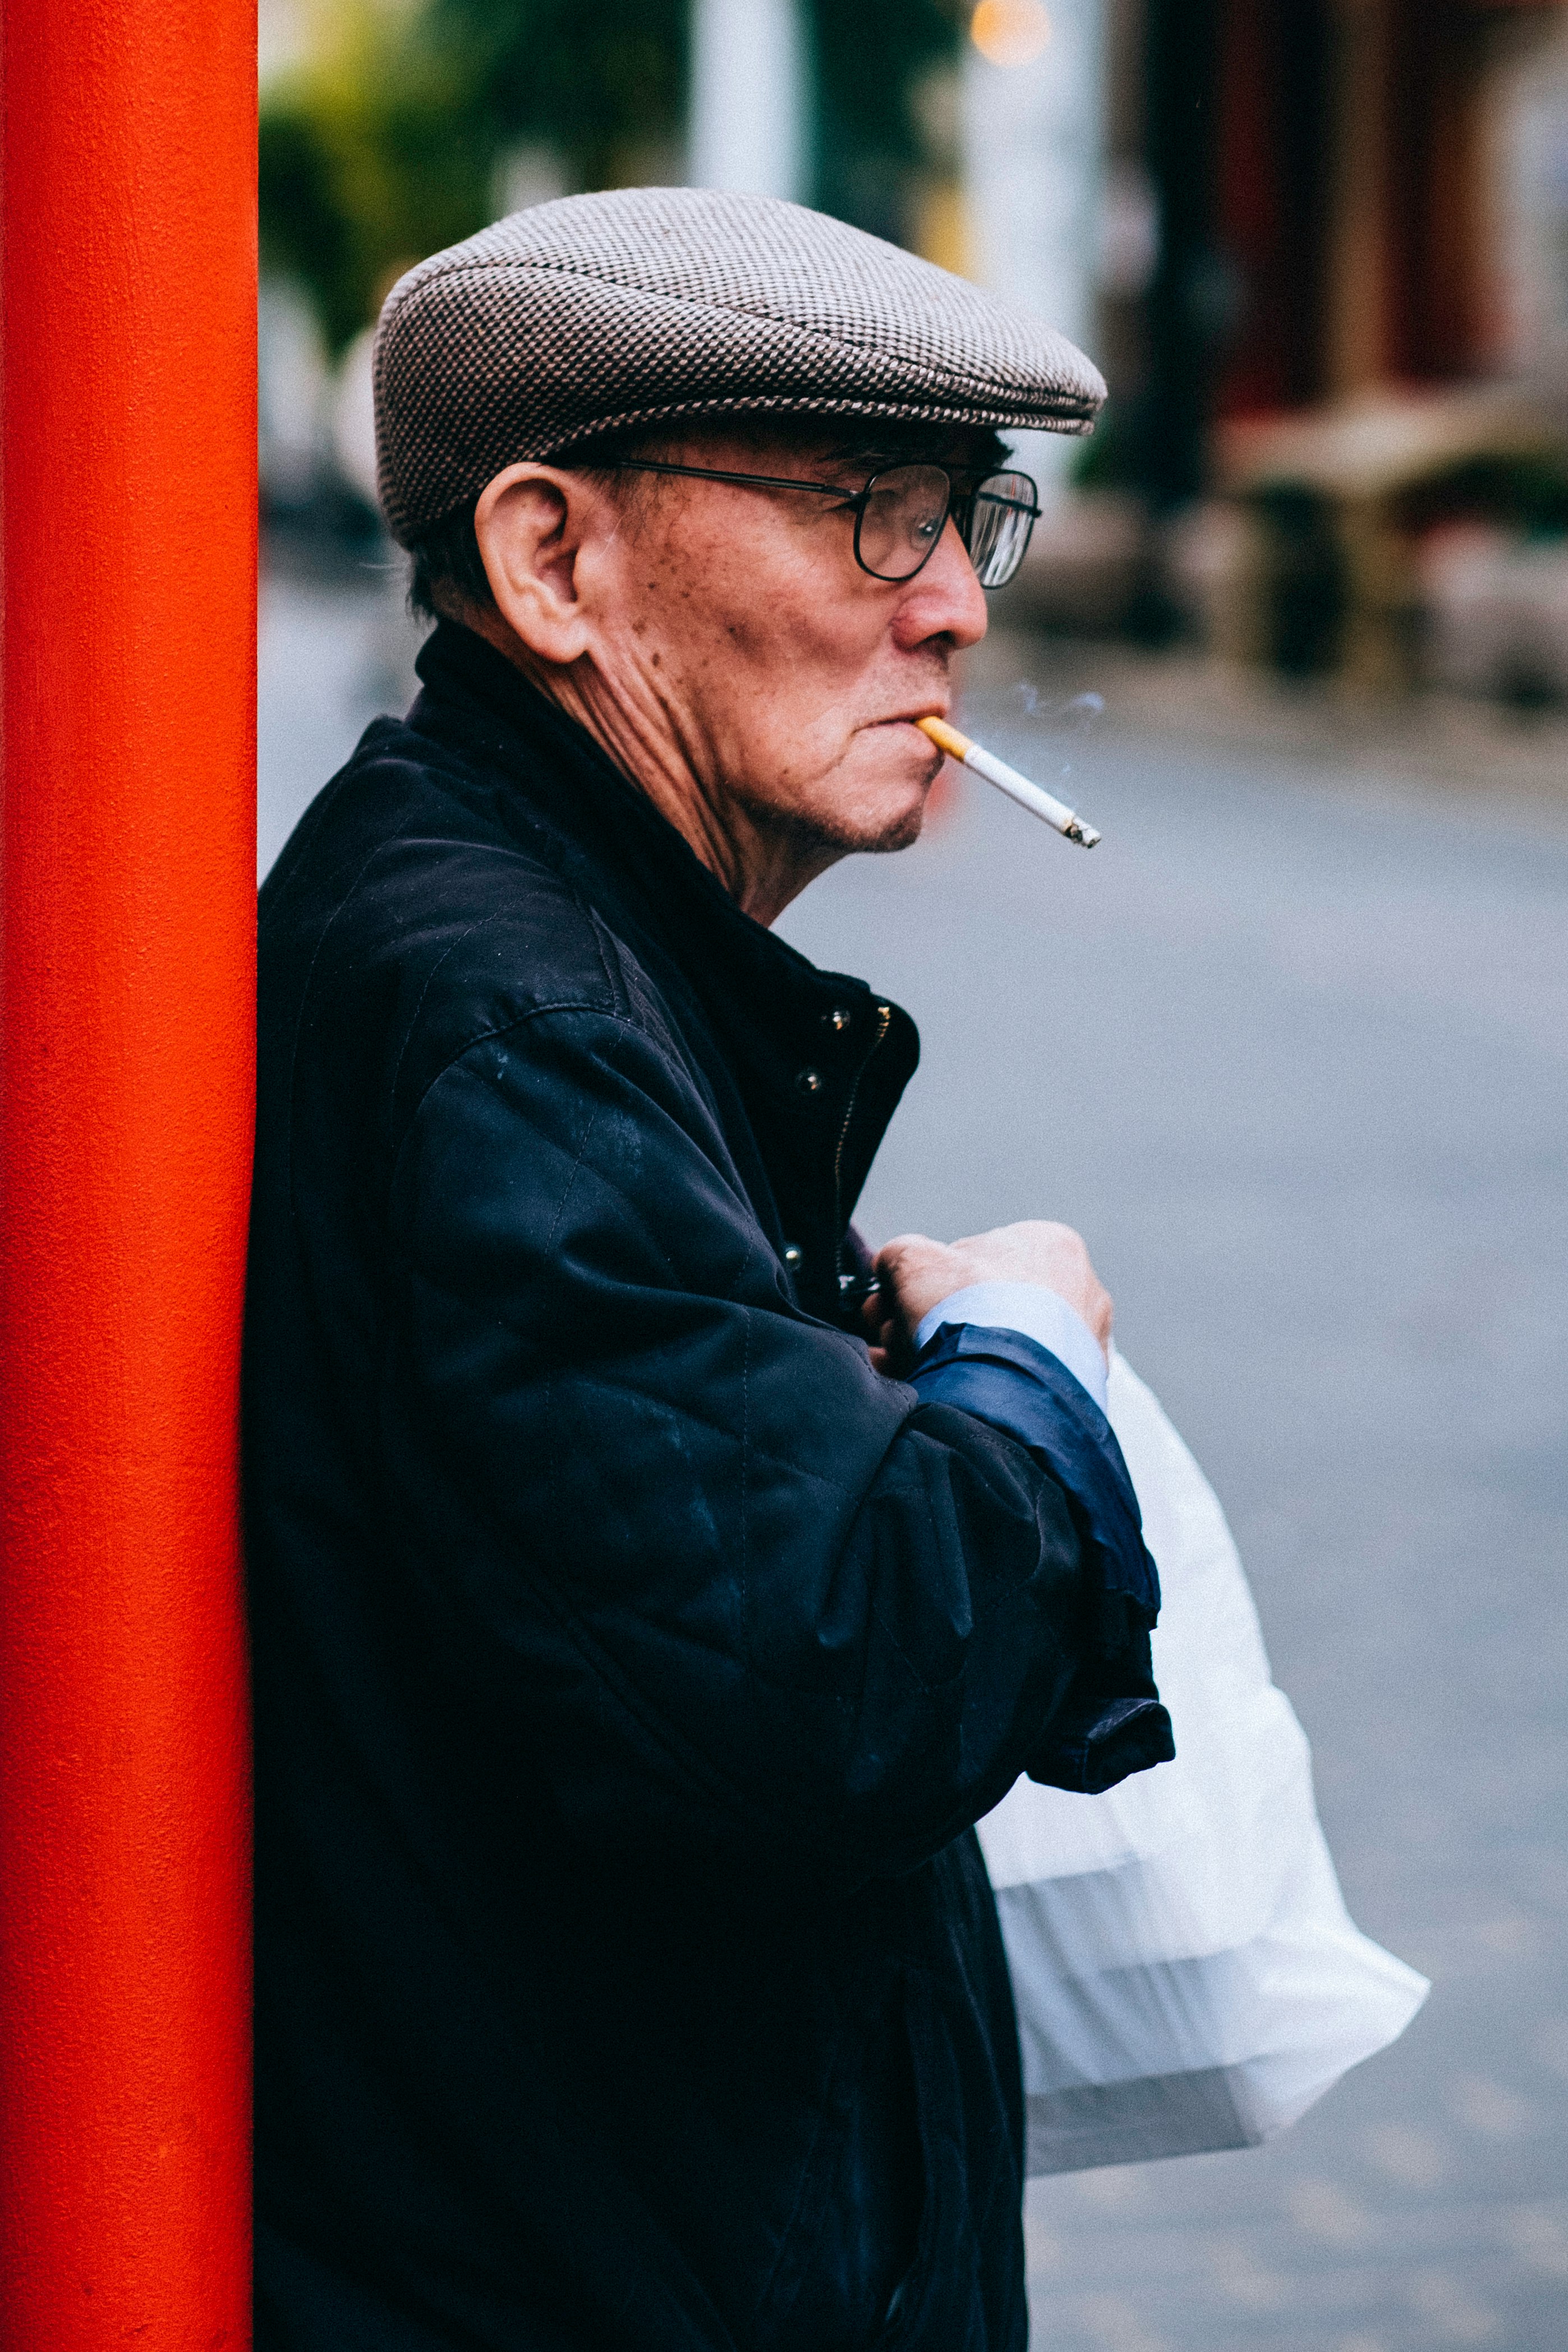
893, 516, 990, 649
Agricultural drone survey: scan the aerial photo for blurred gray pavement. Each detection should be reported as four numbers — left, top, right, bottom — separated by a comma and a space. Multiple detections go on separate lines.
259, 559, 422, 878
261, 568, 1568, 2352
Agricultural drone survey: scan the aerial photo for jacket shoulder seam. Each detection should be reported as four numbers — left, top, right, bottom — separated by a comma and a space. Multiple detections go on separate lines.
392, 999, 684, 1166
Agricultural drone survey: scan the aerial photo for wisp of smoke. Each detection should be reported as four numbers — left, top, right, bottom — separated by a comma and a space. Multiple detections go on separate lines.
1010, 684, 1106, 777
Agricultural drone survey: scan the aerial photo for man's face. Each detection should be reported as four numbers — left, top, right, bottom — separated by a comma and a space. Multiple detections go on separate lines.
587, 426, 996, 862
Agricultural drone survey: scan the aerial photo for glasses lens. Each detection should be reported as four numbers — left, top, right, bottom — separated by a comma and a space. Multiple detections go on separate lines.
963, 471, 1040, 588
855, 465, 953, 582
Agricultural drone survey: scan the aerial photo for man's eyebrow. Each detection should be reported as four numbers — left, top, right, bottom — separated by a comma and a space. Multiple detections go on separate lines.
820, 441, 903, 470
820, 438, 1010, 475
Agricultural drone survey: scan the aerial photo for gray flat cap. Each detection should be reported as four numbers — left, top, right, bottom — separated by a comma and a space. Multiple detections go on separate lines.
374, 185, 1105, 546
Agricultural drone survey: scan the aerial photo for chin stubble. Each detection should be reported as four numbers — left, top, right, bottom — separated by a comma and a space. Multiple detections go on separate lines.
733, 780, 927, 865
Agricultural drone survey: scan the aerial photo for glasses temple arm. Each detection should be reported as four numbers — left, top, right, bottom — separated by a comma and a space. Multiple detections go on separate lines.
614, 460, 849, 499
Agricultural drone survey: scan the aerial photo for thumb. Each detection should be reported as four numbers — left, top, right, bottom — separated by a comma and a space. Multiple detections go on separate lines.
873, 1233, 953, 1332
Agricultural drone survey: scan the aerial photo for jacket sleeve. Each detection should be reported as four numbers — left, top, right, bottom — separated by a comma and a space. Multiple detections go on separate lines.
387, 1003, 1100, 1877
908, 1327, 1174, 1794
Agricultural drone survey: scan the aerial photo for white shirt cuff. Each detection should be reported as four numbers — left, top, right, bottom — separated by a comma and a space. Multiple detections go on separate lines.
912, 1281, 1109, 1414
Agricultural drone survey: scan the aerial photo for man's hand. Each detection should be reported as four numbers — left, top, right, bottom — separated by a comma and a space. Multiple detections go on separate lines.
864, 1221, 1113, 1376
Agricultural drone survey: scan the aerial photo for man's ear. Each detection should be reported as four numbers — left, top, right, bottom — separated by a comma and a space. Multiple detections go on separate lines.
473, 463, 600, 667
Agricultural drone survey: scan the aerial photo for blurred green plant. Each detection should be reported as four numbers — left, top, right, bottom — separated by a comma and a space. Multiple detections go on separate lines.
261, 0, 689, 353
261, 0, 967, 354
1069, 400, 1134, 491
809, 0, 962, 244
1395, 452, 1568, 542
261, 3, 492, 355
435, 0, 688, 194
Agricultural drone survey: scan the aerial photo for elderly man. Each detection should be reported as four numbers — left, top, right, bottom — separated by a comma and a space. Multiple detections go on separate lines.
246, 189, 1171, 2351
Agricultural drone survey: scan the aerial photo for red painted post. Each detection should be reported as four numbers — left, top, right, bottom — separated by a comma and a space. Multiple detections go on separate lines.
0, 2, 256, 2344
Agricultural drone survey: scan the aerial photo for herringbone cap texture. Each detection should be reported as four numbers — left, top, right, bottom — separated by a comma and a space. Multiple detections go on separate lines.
374, 185, 1106, 545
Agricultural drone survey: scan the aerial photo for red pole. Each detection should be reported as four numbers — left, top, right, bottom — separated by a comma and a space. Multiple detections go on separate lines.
0, 1, 255, 2343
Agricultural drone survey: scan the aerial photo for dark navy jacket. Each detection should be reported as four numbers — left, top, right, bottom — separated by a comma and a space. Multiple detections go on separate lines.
246, 620, 1169, 2351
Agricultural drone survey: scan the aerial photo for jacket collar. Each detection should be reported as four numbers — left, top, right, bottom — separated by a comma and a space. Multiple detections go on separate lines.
405, 622, 919, 1313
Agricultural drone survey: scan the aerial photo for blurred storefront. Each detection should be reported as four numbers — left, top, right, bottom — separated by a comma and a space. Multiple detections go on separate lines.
1075, 0, 1568, 689
257, 0, 1568, 695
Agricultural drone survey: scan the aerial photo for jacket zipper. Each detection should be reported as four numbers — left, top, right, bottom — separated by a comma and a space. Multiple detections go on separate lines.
833, 999, 891, 1301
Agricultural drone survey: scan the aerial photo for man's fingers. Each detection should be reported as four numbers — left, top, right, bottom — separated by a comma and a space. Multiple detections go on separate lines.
875, 1232, 937, 1277
871, 1220, 1114, 1356
874, 1235, 937, 1305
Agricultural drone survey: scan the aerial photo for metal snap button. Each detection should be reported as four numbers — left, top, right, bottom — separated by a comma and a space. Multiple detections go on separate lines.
795, 1067, 823, 1095
783, 1244, 803, 1271
825, 1006, 852, 1032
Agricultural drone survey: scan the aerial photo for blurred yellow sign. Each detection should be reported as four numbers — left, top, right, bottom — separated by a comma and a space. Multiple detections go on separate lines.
969, 0, 1052, 70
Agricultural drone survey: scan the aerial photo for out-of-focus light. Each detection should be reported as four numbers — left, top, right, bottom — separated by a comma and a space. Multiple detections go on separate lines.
969, 0, 1052, 69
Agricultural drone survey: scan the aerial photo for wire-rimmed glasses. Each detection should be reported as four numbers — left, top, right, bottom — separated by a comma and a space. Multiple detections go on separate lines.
611, 458, 1041, 590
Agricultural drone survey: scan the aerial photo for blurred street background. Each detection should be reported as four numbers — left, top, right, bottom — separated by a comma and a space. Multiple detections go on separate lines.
259, 3, 1568, 2345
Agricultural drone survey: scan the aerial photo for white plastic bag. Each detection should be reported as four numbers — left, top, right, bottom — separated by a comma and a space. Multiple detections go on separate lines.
978, 1352, 1428, 2176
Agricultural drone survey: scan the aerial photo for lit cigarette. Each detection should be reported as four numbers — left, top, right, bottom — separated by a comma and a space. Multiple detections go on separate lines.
918, 715, 1101, 848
